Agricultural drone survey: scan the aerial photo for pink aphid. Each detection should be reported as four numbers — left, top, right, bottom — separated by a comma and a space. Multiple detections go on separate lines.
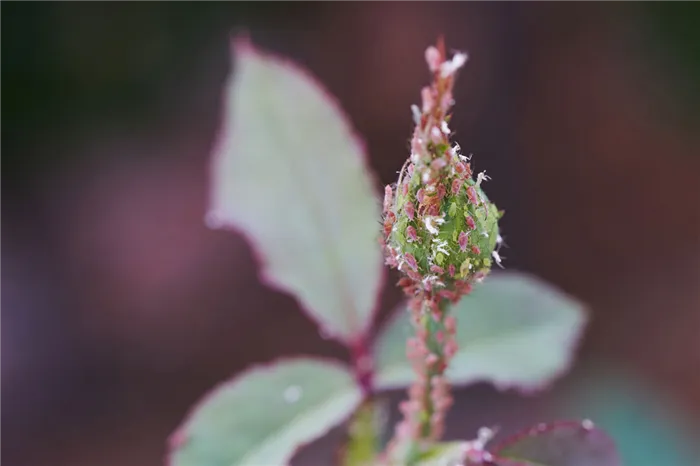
467, 186, 479, 205
421, 86, 434, 112
448, 264, 456, 277
466, 215, 476, 230
430, 157, 447, 171
397, 277, 413, 289
407, 163, 414, 177
427, 204, 440, 216
417, 328, 428, 341
407, 269, 422, 282
454, 162, 466, 175
406, 225, 419, 243
445, 339, 459, 359
383, 185, 393, 213
471, 245, 481, 255
440, 91, 454, 113
451, 178, 463, 195
430, 264, 444, 274
436, 184, 447, 200
458, 231, 469, 252
404, 202, 415, 220
416, 188, 425, 204
404, 253, 418, 271
444, 316, 457, 333
439, 289, 458, 303
426, 353, 439, 366
435, 330, 445, 344
383, 211, 396, 237
425, 46, 441, 72
457, 280, 473, 295
464, 163, 473, 178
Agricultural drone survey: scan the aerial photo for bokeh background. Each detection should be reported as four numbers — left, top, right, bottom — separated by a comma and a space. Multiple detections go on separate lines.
3, 3, 700, 466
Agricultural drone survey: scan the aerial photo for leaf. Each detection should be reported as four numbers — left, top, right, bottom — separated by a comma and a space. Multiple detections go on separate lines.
413, 442, 470, 466
168, 357, 363, 466
559, 369, 700, 466
491, 420, 621, 466
373, 271, 587, 392
208, 38, 383, 343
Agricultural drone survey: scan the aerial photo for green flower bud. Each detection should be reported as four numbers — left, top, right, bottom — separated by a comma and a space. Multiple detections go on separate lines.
382, 45, 503, 297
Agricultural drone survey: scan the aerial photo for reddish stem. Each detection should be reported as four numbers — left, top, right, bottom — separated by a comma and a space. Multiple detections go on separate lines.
350, 335, 375, 397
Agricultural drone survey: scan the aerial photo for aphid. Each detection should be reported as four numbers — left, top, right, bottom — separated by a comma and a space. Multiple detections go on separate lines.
383, 185, 393, 213
451, 178, 464, 195
430, 264, 444, 275
404, 202, 415, 221
406, 225, 419, 243
458, 231, 469, 252
421, 86, 434, 112
430, 157, 447, 171
466, 186, 478, 205
448, 201, 457, 217
471, 245, 481, 256
404, 253, 418, 271
459, 258, 471, 277
465, 215, 476, 230
383, 211, 396, 237
435, 184, 446, 201
427, 204, 440, 216
448, 264, 456, 277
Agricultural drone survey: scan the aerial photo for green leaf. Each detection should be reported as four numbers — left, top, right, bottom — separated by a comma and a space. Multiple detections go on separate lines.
492, 421, 621, 466
413, 442, 469, 466
208, 38, 383, 343
373, 272, 587, 392
559, 369, 700, 466
168, 358, 363, 466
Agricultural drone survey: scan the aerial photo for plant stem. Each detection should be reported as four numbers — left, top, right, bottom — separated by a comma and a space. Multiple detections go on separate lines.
385, 291, 460, 463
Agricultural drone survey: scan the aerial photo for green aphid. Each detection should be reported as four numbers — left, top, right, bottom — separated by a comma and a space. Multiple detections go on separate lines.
459, 258, 471, 278
449, 201, 457, 217
435, 252, 445, 266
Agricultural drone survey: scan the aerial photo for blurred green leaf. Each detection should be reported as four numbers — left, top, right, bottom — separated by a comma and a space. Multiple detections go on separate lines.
492, 421, 620, 466
168, 358, 363, 466
373, 272, 587, 392
560, 370, 700, 466
208, 39, 382, 343
412, 442, 469, 466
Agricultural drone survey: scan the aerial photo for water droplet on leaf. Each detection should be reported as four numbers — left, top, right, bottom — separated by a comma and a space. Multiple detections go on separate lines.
283, 385, 302, 404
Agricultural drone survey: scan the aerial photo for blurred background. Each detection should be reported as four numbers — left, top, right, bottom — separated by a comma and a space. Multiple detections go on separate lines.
3, 3, 699, 465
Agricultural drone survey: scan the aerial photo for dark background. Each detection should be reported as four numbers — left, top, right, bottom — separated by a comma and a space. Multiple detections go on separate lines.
3, 3, 699, 465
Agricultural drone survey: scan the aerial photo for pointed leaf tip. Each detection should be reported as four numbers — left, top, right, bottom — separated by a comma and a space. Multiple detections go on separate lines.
209, 40, 383, 343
